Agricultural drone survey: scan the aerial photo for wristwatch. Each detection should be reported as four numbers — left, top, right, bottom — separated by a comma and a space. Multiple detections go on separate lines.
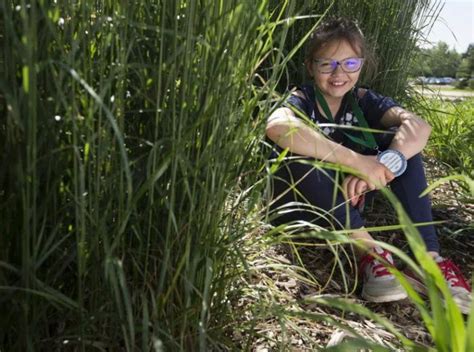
377, 149, 407, 177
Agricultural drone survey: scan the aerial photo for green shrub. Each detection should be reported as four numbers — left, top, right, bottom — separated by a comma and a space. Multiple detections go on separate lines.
455, 79, 468, 89
422, 99, 474, 178
469, 79, 474, 90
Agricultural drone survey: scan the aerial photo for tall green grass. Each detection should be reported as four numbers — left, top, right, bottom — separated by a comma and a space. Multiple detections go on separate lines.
0, 1, 295, 350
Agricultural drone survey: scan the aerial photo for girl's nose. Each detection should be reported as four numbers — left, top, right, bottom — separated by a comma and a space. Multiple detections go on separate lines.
331, 63, 345, 75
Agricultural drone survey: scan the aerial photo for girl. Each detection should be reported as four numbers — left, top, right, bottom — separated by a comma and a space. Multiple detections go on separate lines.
266, 18, 471, 312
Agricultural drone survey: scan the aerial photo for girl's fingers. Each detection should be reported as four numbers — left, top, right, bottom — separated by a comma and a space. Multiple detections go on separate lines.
347, 177, 359, 203
352, 195, 359, 206
342, 177, 350, 198
343, 176, 355, 201
384, 168, 396, 183
355, 179, 368, 196
352, 179, 368, 206
366, 180, 377, 191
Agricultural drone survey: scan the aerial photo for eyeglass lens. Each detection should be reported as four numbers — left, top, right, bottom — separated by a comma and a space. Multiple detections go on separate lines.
315, 58, 363, 73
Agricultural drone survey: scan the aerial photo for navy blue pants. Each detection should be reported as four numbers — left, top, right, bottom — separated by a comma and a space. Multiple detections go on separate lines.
269, 153, 439, 253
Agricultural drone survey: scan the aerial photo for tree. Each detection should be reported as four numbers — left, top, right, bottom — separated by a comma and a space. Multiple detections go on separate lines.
455, 43, 474, 88
409, 41, 461, 77
428, 42, 461, 77
409, 46, 433, 77
460, 44, 474, 75
464, 44, 474, 71
456, 58, 471, 80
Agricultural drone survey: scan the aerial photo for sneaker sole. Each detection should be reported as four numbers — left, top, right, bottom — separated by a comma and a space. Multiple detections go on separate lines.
361, 288, 408, 303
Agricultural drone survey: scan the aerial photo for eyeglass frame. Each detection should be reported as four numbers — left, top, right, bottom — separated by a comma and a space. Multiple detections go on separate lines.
312, 57, 365, 74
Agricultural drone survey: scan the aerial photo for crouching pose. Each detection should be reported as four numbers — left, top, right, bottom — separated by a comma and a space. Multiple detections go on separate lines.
266, 17, 471, 313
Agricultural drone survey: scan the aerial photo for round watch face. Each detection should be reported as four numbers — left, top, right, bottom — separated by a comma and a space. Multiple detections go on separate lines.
377, 150, 407, 177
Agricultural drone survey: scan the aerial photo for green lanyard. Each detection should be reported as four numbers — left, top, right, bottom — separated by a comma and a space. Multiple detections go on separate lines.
314, 86, 378, 150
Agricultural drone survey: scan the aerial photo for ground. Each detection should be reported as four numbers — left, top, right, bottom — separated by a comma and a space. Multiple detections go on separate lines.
231, 156, 473, 351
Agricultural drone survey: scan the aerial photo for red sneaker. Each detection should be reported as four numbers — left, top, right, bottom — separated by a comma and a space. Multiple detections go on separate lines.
359, 247, 407, 302
404, 256, 472, 314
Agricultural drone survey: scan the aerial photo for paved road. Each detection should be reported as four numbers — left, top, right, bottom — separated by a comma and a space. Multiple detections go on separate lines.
414, 85, 474, 100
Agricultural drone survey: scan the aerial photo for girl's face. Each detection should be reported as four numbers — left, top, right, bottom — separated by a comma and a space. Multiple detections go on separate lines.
306, 39, 362, 103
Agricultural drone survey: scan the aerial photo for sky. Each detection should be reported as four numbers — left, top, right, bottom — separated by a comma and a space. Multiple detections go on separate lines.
425, 0, 474, 53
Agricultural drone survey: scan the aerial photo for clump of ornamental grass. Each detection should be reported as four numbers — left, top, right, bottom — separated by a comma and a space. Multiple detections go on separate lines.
0, 1, 304, 350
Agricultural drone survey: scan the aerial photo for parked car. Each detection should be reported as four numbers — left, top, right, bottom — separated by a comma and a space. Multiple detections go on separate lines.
414, 76, 427, 85
440, 77, 456, 85
420, 77, 456, 85
426, 77, 441, 85
412, 77, 457, 85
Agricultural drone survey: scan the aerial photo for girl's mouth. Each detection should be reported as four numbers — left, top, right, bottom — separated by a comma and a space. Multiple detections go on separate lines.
329, 81, 347, 87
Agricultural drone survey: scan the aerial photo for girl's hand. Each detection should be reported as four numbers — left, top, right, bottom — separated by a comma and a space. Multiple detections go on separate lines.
343, 175, 369, 206
353, 154, 395, 189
